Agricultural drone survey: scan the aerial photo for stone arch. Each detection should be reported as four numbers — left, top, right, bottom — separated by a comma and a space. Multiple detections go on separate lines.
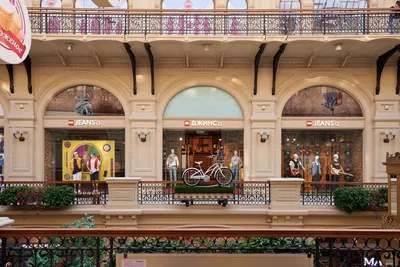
156, 72, 252, 120
35, 71, 131, 118
276, 72, 373, 119
0, 86, 9, 117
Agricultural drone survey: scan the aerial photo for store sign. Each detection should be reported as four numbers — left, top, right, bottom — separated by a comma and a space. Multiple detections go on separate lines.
68, 120, 101, 126
0, 0, 32, 64
306, 120, 340, 127
184, 120, 222, 127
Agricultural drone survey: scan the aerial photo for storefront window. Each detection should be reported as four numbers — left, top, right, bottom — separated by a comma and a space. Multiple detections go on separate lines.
75, 0, 128, 8
282, 86, 363, 117
314, 0, 368, 8
46, 85, 124, 116
163, 130, 244, 182
281, 130, 363, 182
45, 129, 125, 181
228, 0, 247, 9
162, 0, 214, 9
280, 0, 301, 9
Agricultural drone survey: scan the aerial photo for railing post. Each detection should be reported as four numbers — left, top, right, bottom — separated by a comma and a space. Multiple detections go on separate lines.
1, 237, 7, 266
267, 178, 304, 210
315, 237, 320, 267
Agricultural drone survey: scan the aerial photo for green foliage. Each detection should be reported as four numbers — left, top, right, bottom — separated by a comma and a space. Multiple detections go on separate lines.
334, 187, 373, 214
43, 186, 74, 208
28, 214, 102, 267
369, 187, 389, 212
0, 186, 28, 205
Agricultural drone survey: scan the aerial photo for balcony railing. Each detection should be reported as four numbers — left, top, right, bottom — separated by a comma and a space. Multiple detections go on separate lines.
1, 228, 400, 267
28, 8, 400, 36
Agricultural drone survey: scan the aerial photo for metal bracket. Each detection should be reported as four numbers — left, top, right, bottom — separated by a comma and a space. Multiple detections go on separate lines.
376, 44, 400, 95
23, 56, 32, 94
123, 43, 137, 95
144, 43, 155, 95
397, 57, 400, 95
253, 44, 266, 95
5, 64, 14, 94
272, 44, 287, 96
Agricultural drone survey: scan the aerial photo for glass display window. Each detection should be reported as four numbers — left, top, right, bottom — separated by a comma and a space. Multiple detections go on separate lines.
163, 130, 244, 184
162, 0, 214, 9
280, 0, 301, 9
281, 130, 363, 182
45, 129, 125, 181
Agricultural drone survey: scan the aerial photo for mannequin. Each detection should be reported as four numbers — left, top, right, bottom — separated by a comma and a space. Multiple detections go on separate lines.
0, 134, 3, 151
310, 156, 321, 188
166, 149, 179, 182
330, 154, 344, 183
70, 152, 83, 181
87, 153, 101, 181
230, 150, 242, 186
289, 154, 305, 178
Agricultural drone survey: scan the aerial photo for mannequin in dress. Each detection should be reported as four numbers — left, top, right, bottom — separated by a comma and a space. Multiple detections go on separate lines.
289, 154, 305, 178
310, 156, 321, 189
230, 150, 242, 186
166, 149, 179, 182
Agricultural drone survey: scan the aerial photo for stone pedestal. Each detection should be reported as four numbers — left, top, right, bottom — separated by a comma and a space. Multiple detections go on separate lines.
268, 178, 304, 210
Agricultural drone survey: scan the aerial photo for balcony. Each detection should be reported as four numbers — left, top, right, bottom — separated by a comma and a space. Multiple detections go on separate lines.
28, 8, 400, 37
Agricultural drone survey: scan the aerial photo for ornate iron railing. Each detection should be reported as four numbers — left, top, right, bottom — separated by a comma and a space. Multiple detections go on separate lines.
28, 8, 400, 36
301, 182, 388, 206
138, 181, 270, 206
0, 181, 108, 205
0, 228, 400, 267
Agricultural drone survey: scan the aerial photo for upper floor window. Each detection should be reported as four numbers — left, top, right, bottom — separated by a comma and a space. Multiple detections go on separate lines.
162, 0, 214, 9
41, 0, 62, 7
75, 0, 128, 8
280, 0, 301, 9
227, 0, 247, 9
313, 0, 368, 8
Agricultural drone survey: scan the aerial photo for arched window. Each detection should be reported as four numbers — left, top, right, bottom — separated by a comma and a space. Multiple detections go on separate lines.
282, 86, 363, 117
41, 0, 62, 7
0, 104, 3, 116
280, 0, 301, 9
46, 85, 125, 116
313, 0, 368, 9
227, 0, 247, 9
162, 0, 214, 9
164, 86, 243, 118
75, 0, 128, 8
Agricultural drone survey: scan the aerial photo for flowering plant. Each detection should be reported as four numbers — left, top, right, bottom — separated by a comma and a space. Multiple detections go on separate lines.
16, 186, 46, 213
369, 188, 389, 212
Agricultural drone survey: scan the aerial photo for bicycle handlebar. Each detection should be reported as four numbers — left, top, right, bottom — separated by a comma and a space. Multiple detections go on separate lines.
207, 155, 217, 159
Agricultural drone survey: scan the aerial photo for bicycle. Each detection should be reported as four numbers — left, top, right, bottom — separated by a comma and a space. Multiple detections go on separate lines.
182, 155, 233, 187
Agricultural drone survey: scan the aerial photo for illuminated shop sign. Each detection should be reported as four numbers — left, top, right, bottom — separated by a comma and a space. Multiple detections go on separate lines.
184, 120, 223, 127
306, 120, 340, 127
68, 120, 101, 126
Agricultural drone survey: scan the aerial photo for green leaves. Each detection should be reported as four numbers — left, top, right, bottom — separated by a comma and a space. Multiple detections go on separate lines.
43, 186, 74, 208
334, 187, 388, 214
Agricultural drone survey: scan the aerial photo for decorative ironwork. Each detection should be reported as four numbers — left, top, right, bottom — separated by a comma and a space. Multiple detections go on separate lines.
272, 43, 287, 96
123, 43, 137, 95
253, 43, 266, 95
22, 56, 32, 94
27, 10, 400, 37
1, 229, 400, 267
5, 65, 14, 94
376, 44, 400, 95
144, 43, 155, 95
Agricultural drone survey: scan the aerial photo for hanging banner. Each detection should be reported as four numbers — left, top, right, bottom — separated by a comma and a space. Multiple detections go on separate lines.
62, 140, 115, 181
0, 0, 32, 64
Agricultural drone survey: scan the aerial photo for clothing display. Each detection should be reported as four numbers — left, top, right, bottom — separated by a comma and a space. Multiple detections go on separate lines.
87, 156, 101, 181
166, 149, 179, 182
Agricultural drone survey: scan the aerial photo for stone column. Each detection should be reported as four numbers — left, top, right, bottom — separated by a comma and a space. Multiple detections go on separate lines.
391, 178, 397, 216
101, 177, 142, 228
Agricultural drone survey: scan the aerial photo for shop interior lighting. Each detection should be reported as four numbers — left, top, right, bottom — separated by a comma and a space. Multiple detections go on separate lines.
335, 43, 342, 52
137, 128, 149, 142
383, 129, 397, 143
67, 43, 74, 52
259, 129, 271, 143
203, 44, 210, 52
13, 128, 25, 142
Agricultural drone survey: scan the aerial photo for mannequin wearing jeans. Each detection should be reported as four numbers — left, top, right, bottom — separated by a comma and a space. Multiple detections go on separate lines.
310, 156, 321, 189
231, 151, 242, 187
330, 154, 343, 190
166, 149, 179, 182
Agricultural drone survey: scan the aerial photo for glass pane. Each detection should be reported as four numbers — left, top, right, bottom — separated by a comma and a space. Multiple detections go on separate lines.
162, 0, 214, 9
46, 85, 125, 116
228, 0, 247, 9
75, 0, 128, 8
41, 0, 62, 7
313, 0, 368, 9
45, 129, 125, 181
281, 130, 363, 182
163, 130, 244, 184
0, 104, 3, 116
280, 0, 301, 9
164, 86, 243, 118
282, 86, 363, 117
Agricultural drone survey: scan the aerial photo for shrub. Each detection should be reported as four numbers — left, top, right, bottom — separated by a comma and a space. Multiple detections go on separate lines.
334, 187, 373, 214
43, 186, 74, 208
369, 187, 389, 212
0, 186, 28, 206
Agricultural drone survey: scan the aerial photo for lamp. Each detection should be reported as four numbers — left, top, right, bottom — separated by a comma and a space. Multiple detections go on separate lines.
259, 129, 271, 143
13, 128, 25, 142
335, 43, 342, 52
383, 129, 397, 143
203, 44, 210, 52
67, 43, 74, 52
137, 128, 149, 142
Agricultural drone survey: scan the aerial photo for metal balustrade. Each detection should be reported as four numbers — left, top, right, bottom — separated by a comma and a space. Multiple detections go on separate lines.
0, 228, 400, 267
27, 8, 400, 36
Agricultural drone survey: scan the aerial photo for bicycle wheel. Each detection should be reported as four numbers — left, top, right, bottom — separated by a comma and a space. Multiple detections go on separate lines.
215, 167, 233, 186
182, 168, 201, 187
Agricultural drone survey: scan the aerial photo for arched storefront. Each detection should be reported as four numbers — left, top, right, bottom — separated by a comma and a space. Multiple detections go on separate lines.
279, 85, 366, 182
161, 86, 245, 182
41, 85, 127, 181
